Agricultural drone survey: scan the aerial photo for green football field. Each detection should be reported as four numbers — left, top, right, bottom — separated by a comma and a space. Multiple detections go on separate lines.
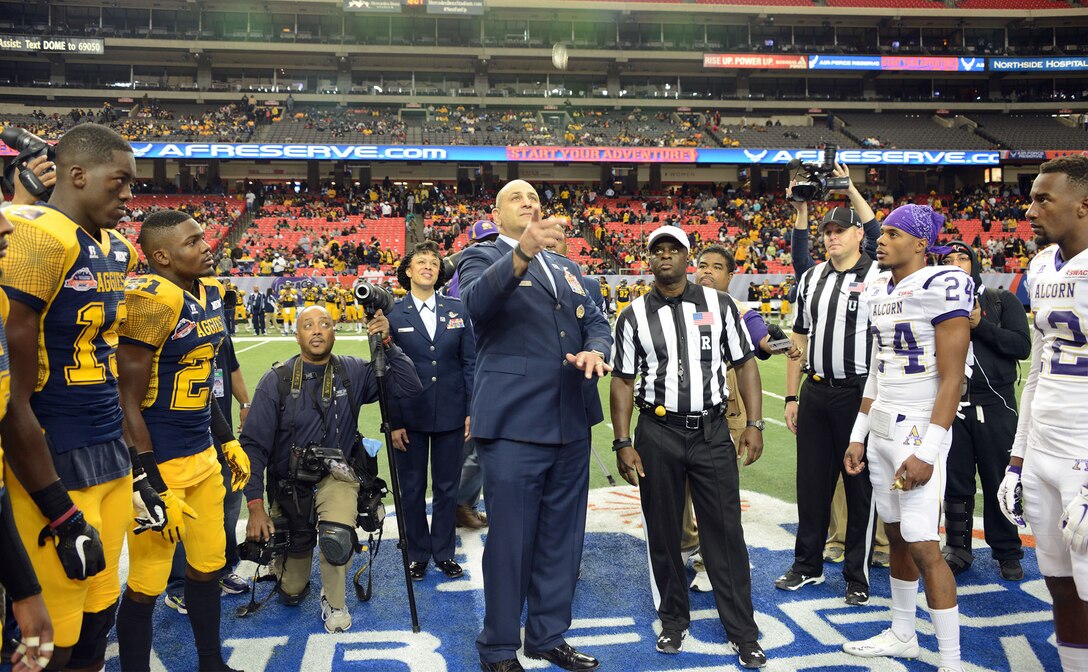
229, 328, 1023, 510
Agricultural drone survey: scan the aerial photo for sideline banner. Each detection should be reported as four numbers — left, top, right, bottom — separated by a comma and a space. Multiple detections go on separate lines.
0, 142, 999, 165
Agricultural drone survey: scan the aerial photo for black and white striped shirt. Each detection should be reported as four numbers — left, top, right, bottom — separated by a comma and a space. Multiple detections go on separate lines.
613, 282, 754, 414
793, 254, 881, 379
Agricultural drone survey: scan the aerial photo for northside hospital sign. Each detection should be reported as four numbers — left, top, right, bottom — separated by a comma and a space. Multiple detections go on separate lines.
0, 143, 1002, 166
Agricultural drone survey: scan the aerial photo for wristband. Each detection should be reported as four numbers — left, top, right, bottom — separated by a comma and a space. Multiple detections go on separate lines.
239, 402, 252, 409
784, 395, 798, 405
1007, 464, 1022, 475
382, 335, 392, 349
28, 481, 77, 525
513, 244, 534, 263
914, 423, 949, 465
612, 437, 632, 452
247, 498, 264, 508
136, 451, 168, 493
848, 412, 870, 445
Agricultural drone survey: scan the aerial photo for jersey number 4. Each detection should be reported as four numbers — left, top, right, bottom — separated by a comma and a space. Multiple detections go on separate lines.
876, 322, 926, 375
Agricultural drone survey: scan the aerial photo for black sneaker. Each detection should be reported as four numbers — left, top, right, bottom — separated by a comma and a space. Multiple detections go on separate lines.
1000, 558, 1024, 581
845, 581, 870, 606
656, 628, 686, 654
733, 641, 767, 669
774, 570, 824, 591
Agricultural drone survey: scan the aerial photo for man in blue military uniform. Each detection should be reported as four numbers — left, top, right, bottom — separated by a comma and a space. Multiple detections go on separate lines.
458, 179, 612, 672
388, 240, 476, 581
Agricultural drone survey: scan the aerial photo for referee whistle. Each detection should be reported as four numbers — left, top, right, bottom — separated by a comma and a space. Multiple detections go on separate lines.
654, 406, 666, 417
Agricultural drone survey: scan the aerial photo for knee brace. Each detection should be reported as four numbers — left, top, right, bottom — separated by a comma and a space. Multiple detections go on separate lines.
67, 606, 116, 669
317, 521, 357, 567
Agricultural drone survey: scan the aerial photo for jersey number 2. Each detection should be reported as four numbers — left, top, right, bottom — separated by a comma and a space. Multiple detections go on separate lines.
171, 342, 216, 411
1048, 310, 1088, 377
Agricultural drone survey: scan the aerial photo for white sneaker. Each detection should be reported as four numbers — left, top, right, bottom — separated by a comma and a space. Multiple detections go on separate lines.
843, 628, 920, 659
690, 569, 712, 592
320, 591, 352, 633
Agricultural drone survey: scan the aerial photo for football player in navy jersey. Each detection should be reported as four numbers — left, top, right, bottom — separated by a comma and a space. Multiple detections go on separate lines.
116, 209, 249, 672
0, 123, 140, 671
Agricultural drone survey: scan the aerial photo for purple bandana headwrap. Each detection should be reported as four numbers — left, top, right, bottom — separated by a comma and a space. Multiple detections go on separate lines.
883, 204, 952, 256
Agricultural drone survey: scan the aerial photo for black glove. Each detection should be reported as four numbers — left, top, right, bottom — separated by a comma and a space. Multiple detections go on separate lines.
132, 469, 167, 534
37, 510, 106, 581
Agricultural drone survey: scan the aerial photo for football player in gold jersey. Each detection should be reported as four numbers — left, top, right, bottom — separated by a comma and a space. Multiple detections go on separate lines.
0, 123, 142, 670
0, 209, 55, 671
115, 210, 249, 672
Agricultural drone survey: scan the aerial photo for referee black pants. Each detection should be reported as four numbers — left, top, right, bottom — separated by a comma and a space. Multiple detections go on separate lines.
793, 378, 875, 588
635, 411, 758, 643
945, 401, 1023, 561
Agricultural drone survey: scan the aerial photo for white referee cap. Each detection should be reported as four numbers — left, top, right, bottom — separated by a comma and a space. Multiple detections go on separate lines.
647, 225, 690, 251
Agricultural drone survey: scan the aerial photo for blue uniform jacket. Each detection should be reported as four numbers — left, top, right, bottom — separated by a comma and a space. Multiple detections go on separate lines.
387, 294, 477, 434
458, 239, 612, 445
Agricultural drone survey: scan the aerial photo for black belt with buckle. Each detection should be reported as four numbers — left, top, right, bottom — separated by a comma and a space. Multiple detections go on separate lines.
638, 402, 724, 430
807, 373, 866, 389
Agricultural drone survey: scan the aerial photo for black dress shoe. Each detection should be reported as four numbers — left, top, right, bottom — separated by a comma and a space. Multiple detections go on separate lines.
409, 561, 427, 580
436, 559, 464, 578
525, 644, 599, 671
479, 657, 524, 672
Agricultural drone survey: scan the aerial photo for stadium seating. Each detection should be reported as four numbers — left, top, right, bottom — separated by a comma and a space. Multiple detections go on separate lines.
120, 195, 242, 259
972, 113, 1088, 149
708, 118, 858, 149
837, 113, 990, 149
827, 0, 940, 6
957, 0, 1071, 8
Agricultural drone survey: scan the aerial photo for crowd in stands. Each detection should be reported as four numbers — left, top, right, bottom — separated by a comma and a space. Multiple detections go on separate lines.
288, 107, 408, 142
565, 109, 705, 148
5, 100, 1085, 153
6, 97, 273, 142
204, 178, 1039, 285
423, 107, 555, 145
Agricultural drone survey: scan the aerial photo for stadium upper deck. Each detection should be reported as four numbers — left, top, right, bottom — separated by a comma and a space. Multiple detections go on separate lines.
0, 0, 1083, 113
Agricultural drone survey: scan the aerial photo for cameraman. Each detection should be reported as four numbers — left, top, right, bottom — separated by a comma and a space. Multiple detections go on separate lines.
240, 305, 421, 633
779, 163, 885, 606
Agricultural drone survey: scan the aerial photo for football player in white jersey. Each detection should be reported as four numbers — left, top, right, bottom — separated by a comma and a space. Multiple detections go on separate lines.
843, 204, 973, 672
1000, 155, 1088, 671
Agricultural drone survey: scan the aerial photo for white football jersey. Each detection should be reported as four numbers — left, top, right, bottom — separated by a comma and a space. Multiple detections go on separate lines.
1016, 244, 1088, 459
865, 265, 974, 412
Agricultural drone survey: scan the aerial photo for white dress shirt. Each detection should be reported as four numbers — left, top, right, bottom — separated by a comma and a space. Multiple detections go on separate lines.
412, 292, 437, 340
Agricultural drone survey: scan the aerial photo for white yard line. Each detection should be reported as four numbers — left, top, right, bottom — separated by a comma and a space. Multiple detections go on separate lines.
236, 340, 272, 354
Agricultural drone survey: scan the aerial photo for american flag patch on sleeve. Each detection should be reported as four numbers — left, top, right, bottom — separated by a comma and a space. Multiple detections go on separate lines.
847, 281, 866, 293
692, 312, 715, 326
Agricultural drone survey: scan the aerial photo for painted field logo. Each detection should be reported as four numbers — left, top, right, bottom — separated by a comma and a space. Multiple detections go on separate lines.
120, 489, 1059, 671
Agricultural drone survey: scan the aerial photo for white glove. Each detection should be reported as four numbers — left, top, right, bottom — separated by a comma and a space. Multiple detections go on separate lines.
1060, 484, 1088, 555
998, 466, 1026, 529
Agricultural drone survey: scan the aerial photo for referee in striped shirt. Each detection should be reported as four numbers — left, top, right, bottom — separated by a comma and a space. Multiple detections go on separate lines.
777, 182, 883, 606
610, 225, 767, 668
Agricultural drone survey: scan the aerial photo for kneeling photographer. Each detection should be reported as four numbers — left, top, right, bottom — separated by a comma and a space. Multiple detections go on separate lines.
239, 304, 421, 633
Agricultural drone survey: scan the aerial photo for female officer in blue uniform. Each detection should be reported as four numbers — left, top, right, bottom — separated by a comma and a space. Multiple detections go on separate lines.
388, 241, 476, 580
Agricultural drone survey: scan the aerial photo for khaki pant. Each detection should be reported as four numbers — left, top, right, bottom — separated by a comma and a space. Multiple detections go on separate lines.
271, 476, 359, 609
826, 476, 889, 553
